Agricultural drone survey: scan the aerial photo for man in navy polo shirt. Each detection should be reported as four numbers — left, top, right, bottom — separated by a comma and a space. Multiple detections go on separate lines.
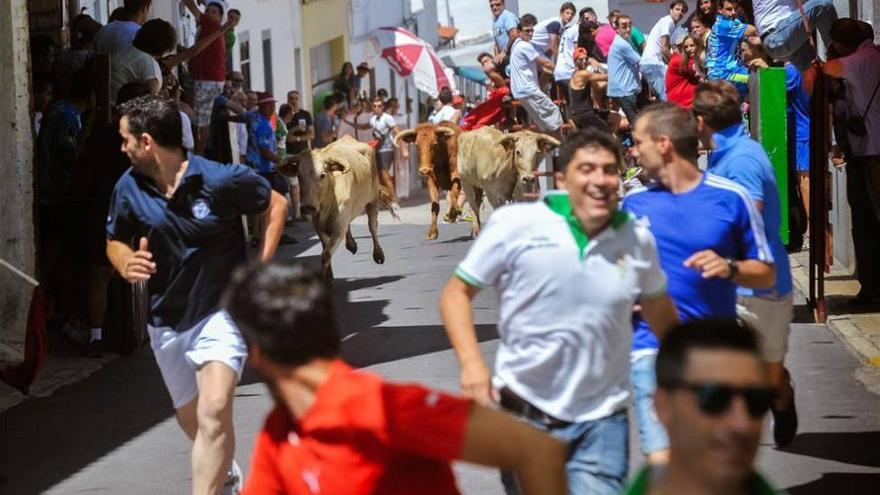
106, 95, 287, 494
622, 103, 775, 465
694, 80, 798, 447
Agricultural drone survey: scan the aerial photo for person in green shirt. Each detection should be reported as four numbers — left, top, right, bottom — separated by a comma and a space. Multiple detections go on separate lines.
629, 25, 646, 54
623, 319, 783, 495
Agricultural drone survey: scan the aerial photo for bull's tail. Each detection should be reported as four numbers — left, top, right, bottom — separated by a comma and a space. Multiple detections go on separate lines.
377, 186, 401, 221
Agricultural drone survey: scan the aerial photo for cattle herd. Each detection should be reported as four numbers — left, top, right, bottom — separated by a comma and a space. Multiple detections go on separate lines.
278, 122, 560, 277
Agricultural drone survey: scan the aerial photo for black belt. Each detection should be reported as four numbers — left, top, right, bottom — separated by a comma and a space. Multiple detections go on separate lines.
499, 387, 573, 428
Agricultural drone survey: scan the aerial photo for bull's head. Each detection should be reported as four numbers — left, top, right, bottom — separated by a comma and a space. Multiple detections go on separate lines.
505, 131, 561, 184
395, 124, 457, 177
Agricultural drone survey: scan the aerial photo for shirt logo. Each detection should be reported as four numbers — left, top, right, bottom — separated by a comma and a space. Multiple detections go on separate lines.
192, 199, 211, 220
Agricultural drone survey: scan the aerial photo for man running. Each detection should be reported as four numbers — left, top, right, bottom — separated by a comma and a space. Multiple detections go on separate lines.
106, 95, 288, 494
622, 103, 775, 465
223, 262, 568, 495
441, 130, 678, 494
694, 80, 798, 446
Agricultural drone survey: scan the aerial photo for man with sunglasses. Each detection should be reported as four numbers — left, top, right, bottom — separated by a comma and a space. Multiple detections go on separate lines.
623, 318, 782, 494
509, 14, 563, 136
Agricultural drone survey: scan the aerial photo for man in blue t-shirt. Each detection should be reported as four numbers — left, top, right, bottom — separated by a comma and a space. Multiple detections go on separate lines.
622, 103, 775, 464
107, 95, 288, 492
706, 0, 756, 95
693, 80, 798, 447
490, 0, 519, 74
785, 63, 810, 235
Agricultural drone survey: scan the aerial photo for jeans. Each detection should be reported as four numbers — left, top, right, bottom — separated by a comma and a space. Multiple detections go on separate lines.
630, 353, 670, 455
763, 0, 837, 72
500, 410, 629, 495
641, 64, 667, 101
614, 95, 640, 128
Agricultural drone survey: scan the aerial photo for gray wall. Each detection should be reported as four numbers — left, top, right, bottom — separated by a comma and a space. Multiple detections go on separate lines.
0, 0, 37, 363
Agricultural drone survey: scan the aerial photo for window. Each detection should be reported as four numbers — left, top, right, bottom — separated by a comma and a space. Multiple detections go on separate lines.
239, 31, 251, 90
262, 29, 273, 93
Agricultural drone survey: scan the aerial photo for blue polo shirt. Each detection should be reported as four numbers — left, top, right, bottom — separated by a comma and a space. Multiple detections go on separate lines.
707, 123, 793, 299
622, 173, 773, 351
107, 156, 271, 332
493, 9, 518, 53
607, 35, 642, 98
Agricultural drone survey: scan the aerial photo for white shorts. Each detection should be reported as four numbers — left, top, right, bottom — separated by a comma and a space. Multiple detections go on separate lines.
194, 80, 225, 127
148, 310, 248, 409
736, 293, 794, 363
519, 92, 563, 132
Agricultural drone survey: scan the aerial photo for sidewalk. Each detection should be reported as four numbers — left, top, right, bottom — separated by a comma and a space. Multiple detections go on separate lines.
789, 250, 880, 368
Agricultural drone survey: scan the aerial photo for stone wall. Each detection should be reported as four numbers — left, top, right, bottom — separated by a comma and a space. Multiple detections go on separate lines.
0, 0, 36, 364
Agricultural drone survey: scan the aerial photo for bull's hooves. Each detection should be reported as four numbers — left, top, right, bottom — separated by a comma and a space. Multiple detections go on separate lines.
346, 243, 358, 254
425, 233, 438, 240
373, 251, 385, 264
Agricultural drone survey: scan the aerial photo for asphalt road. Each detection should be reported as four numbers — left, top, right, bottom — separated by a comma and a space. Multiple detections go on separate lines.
2, 209, 879, 494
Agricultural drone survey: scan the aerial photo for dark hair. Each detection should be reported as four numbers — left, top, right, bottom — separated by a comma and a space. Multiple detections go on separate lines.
123, 0, 152, 17
656, 319, 760, 389
69, 60, 96, 100
116, 81, 151, 106
636, 103, 700, 161
693, 80, 742, 131
830, 18, 875, 50
287, 89, 300, 97
615, 14, 633, 28
71, 15, 102, 48
519, 13, 538, 30
582, 7, 596, 17
323, 94, 338, 111
670, 0, 689, 12
118, 95, 183, 149
205, 1, 224, 16
278, 103, 293, 119
132, 19, 177, 57
477, 52, 493, 63
555, 129, 623, 173
223, 262, 340, 366
377, 87, 389, 98
438, 86, 454, 105
228, 8, 241, 16
560, 2, 576, 13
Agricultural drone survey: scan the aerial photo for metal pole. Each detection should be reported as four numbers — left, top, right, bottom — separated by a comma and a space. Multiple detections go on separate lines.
808, 71, 828, 323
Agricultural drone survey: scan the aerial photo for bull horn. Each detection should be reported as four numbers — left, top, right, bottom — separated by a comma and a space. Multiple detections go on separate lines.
435, 125, 457, 137
393, 129, 417, 148
539, 135, 562, 147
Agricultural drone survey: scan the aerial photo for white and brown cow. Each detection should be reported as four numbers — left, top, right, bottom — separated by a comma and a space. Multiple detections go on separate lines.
278, 135, 397, 279
457, 127, 560, 237
394, 121, 461, 240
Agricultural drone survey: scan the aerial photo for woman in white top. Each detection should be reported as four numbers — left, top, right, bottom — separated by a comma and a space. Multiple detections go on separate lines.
428, 87, 461, 124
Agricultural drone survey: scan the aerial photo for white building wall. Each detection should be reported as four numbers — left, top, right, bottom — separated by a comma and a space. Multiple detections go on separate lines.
228, 0, 305, 99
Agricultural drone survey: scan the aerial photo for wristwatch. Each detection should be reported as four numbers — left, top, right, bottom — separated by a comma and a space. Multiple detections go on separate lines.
725, 258, 739, 280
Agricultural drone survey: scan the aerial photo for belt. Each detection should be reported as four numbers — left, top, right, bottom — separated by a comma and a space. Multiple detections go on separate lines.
499, 387, 573, 428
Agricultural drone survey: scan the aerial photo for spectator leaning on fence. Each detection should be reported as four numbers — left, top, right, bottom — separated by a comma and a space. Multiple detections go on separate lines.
509, 14, 562, 136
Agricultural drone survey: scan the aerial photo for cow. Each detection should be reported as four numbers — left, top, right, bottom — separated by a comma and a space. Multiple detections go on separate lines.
457, 127, 560, 237
277, 135, 397, 279
393, 121, 461, 240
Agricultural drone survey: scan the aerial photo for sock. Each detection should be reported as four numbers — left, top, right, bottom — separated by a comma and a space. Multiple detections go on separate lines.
91, 327, 102, 341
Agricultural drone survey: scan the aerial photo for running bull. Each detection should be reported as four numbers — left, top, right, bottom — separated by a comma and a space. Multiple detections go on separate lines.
394, 121, 461, 240
457, 127, 560, 237
277, 135, 397, 279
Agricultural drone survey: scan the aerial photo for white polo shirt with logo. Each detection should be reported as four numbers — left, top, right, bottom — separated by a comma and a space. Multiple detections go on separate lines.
455, 191, 668, 422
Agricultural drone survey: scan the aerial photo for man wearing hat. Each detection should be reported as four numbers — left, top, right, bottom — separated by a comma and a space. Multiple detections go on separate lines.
183, 0, 234, 155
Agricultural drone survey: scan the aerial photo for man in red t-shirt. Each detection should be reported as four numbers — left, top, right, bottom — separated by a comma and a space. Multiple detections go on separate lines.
223, 262, 568, 495
183, 0, 231, 155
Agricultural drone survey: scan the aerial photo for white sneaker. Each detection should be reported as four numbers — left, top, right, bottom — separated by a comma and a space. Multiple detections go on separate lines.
221, 459, 243, 495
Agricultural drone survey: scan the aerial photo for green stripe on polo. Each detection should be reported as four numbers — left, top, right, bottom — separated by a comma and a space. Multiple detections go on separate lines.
543, 191, 632, 258
454, 267, 486, 288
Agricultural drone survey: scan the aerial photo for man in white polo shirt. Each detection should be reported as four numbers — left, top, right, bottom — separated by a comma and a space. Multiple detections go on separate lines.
440, 130, 679, 495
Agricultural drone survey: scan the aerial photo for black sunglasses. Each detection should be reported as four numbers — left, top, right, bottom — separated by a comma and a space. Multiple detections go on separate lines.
672, 382, 775, 418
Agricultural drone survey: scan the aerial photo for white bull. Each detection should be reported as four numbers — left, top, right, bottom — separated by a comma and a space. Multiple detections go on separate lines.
457, 127, 560, 237
278, 136, 397, 279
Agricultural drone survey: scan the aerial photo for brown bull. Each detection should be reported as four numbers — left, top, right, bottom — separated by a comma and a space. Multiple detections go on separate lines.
394, 121, 461, 240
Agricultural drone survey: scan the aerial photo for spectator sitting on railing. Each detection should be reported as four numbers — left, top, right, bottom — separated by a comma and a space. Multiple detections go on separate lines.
753, 0, 837, 72
706, 0, 755, 97
568, 47, 609, 132
509, 14, 563, 137
428, 87, 461, 124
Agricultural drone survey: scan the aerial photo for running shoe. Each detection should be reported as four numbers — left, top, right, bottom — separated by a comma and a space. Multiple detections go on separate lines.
221, 459, 243, 495
772, 381, 798, 448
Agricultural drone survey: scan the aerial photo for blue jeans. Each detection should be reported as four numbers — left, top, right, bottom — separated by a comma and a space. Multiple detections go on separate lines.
630, 353, 670, 455
763, 0, 837, 72
641, 64, 667, 101
501, 410, 629, 495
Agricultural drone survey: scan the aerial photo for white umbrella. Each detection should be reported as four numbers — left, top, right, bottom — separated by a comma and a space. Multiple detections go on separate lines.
369, 26, 456, 97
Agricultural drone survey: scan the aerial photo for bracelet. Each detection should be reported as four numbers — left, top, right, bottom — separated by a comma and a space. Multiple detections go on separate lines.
725, 258, 739, 280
